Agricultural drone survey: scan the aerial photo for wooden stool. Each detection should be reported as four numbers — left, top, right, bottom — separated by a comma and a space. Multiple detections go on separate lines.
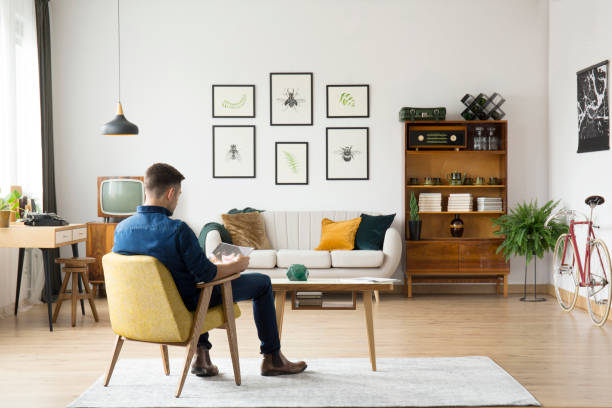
53, 257, 99, 327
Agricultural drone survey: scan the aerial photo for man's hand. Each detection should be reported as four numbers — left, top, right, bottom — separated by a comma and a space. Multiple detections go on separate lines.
214, 255, 250, 280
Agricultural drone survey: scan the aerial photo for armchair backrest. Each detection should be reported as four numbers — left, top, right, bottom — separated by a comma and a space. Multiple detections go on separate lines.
102, 253, 193, 343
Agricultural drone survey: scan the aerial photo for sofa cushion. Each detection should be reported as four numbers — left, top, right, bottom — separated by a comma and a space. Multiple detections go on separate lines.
247, 250, 277, 269
276, 249, 331, 268
354, 213, 396, 250
331, 250, 384, 268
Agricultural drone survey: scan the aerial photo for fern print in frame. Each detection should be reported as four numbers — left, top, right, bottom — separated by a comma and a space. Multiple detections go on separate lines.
327, 84, 369, 118
212, 85, 255, 118
282, 151, 299, 173
339, 92, 356, 107
275, 142, 308, 184
222, 94, 247, 109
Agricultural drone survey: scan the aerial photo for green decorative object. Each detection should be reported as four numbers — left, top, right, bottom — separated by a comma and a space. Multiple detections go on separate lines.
493, 200, 567, 264
409, 192, 419, 221
287, 264, 309, 281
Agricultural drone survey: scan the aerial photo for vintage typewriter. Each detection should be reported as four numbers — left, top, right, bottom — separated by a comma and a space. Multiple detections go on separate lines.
23, 213, 69, 226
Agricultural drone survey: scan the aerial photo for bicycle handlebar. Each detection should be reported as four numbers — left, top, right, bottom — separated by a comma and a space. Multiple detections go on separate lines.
544, 208, 588, 228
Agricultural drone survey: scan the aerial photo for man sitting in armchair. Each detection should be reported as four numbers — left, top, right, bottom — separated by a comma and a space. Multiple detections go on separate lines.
112, 162, 307, 377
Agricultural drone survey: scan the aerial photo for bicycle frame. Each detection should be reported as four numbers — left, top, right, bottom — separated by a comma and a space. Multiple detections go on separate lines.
561, 219, 607, 288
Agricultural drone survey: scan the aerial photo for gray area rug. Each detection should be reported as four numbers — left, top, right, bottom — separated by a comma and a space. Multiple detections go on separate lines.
68, 357, 540, 407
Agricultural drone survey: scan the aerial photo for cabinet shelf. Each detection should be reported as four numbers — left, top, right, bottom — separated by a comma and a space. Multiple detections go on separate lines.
406, 150, 506, 155
407, 185, 505, 188
418, 211, 504, 215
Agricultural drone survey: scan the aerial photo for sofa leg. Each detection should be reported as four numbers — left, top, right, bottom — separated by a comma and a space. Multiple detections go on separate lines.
374, 290, 380, 303
406, 275, 413, 298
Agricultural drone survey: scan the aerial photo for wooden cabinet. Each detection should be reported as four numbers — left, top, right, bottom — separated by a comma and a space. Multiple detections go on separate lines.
86, 222, 117, 289
404, 120, 510, 296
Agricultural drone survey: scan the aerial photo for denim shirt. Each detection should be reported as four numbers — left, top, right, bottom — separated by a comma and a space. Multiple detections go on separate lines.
112, 205, 217, 311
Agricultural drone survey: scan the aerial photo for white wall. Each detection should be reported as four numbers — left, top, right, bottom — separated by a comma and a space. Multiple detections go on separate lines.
50, 0, 549, 282
549, 0, 612, 293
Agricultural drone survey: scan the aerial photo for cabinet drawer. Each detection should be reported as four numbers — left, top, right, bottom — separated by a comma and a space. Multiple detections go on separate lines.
460, 241, 507, 271
55, 230, 72, 244
72, 228, 87, 240
406, 242, 459, 271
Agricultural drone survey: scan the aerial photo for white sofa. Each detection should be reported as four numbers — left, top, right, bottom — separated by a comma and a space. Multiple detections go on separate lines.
204, 211, 402, 280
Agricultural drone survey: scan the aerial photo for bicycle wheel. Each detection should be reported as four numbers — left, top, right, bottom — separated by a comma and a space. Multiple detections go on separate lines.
552, 234, 579, 311
587, 239, 612, 326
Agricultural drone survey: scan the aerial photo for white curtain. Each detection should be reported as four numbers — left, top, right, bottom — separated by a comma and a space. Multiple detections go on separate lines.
0, 0, 44, 317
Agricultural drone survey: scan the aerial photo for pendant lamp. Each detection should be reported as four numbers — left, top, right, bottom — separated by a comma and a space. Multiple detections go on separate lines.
102, 0, 138, 135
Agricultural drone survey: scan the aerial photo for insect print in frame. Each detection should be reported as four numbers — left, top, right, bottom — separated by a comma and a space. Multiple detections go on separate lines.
277, 88, 306, 111
226, 144, 241, 161
335, 145, 361, 162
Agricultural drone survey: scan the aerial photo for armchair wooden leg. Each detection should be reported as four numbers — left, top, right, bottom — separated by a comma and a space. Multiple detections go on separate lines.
374, 290, 380, 303
161, 345, 170, 376
222, 281, 241, 386
176, 286, 213, 398
104, 335, 124, 387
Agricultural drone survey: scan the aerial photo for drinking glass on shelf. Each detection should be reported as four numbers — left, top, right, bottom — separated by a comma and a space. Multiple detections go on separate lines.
474, 127, 484, 150
487, 126, 499, 151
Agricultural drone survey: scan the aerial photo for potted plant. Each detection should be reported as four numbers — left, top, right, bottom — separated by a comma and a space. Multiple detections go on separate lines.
493, 200, 568, 300
408, 192, 421, 240
0, 189, 22, 228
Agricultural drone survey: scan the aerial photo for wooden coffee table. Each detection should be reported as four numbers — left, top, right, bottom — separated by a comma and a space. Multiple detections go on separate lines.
271, 278, 395, 371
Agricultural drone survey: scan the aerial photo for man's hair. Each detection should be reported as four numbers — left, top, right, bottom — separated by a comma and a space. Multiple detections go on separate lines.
145, 163, 185, 198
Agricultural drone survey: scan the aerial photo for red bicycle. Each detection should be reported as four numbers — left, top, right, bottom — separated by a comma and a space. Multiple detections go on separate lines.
545, 195, 611, 326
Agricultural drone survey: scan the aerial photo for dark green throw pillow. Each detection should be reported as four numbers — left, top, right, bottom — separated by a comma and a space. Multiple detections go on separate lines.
354, 213, 396, 250
227, 207, 264, 214
198, 222, 232, 250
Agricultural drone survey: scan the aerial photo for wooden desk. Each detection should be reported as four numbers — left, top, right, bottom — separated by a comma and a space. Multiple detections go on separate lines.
0, 223, 88, 331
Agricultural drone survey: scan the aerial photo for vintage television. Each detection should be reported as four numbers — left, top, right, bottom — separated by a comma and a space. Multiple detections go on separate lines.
97, 176, 145, 220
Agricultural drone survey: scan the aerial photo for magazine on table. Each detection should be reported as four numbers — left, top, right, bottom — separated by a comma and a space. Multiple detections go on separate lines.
211, 242, 254, 263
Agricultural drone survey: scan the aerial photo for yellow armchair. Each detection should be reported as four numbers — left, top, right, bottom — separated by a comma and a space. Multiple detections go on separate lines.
101, 253, 241, 397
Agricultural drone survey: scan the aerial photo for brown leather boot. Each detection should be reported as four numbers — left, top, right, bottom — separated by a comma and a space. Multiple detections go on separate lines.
261, 350, 307, 376
191, 345, 219, 377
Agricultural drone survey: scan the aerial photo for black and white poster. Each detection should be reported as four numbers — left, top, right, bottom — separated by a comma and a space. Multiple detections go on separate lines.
577, 60, 609, 153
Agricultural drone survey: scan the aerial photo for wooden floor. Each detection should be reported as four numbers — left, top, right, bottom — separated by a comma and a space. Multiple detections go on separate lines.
0, 293, 611, 408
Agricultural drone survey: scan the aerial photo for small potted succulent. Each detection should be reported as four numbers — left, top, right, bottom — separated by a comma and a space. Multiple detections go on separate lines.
0, 189, 22, 228
408, 192, 422, 240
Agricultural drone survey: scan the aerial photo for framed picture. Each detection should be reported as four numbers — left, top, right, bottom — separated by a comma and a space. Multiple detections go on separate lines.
275, 142, 308, 184
212, 85, 255, 118
326, 127, 369, 180
270, 73, 313, 126
326, 84, 369, 118
212, 125, 256, 178
577, 60, 609, 153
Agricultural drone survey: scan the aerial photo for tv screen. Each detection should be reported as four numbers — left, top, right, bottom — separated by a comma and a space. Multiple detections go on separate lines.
100, 179, 144, 216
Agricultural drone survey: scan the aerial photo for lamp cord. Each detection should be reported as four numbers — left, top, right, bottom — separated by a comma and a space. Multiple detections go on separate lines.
117, 0, 121, 103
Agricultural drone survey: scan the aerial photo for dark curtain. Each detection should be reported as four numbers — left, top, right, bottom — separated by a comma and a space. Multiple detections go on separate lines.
35, 0, 61, 301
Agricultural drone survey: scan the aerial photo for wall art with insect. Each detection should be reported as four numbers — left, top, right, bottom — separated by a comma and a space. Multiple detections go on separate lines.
212, 85, 255, 118
212, 125, 256, 178
270, 73, 313, 126
326, 127, 369, 180
326, 84, 369, 118
275, 142, 309, 184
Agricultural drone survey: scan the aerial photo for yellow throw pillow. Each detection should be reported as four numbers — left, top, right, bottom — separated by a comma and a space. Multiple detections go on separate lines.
221, 212, 272, 249
315, 217, 362, 251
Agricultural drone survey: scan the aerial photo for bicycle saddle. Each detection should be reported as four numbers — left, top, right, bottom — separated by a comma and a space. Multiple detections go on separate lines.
585, 195, 605, 207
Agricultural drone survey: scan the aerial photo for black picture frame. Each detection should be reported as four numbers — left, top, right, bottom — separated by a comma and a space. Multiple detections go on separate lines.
212, 125, 256, 178
326, 127, 369, 180
326, 84, 370, 118
270, 73, 313, 126
275, 142, 309, 185
212, 85, 255, 118
577, 60, 609, 153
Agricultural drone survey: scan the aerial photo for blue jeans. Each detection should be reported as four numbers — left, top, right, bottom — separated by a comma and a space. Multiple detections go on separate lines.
197, 273, 281, 354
